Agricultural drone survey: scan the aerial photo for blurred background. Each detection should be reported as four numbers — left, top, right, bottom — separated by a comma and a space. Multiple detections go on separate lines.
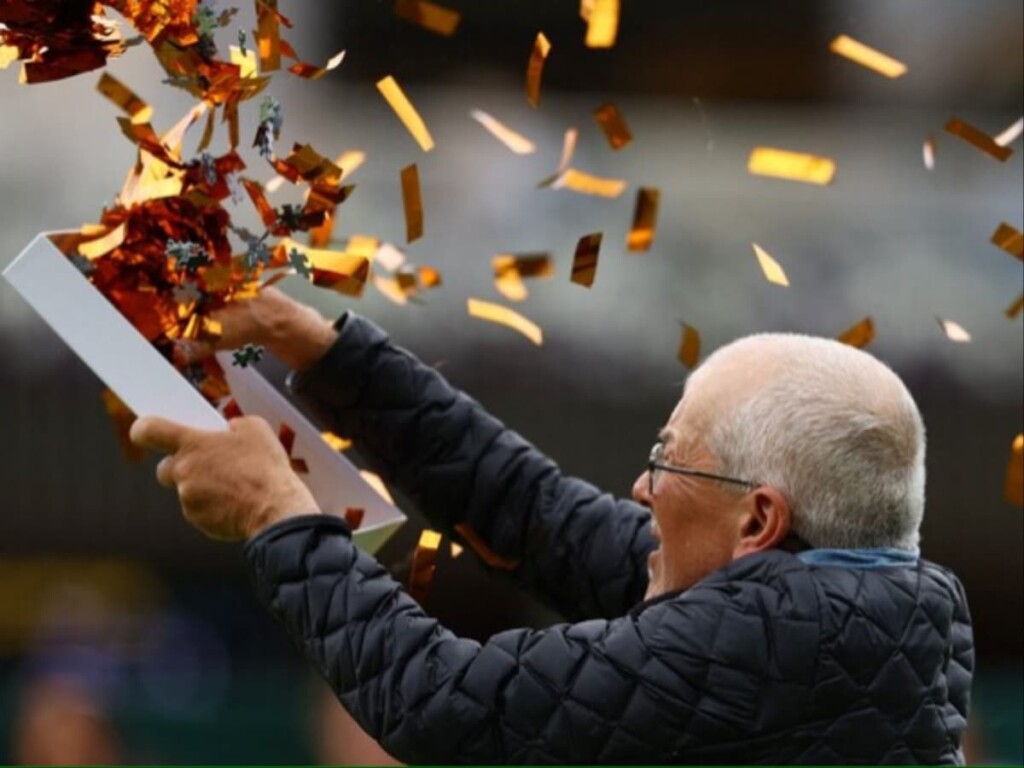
1, 0, 1022, 763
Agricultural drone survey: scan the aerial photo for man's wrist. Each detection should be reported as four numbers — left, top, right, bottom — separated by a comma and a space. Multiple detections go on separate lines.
266, 306, 338, 372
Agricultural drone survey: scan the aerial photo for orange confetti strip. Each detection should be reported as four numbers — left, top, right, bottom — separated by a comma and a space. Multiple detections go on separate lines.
923, 134, 937, 171
467, 298, 544, 345
288, 49, 345, 80
281, 240, 369, 296
322, 431, 353, 451
991, 223, 1024, 261
937, 317, 971, 343
752, 243, 790, 287
100, 389, 144, 463
453, 522, 521, 571
419, 265, 442, 288
377, 75, 435, 152
1006, 434, 1024, 507
571, 233, 601, 288
343, 507, 365, 530
394, 0, 462, 37
78, 223, 127, 260
748, 147, 837, 186
96, 72, 153, 124
944, 118, 1014, 162
593, 102, 633, 150
583, 0, 620, 48
551, 168, 627, 198
837, 317, 876, 349
256, 0, 282, 72
401, 163, 424, 243
626, 187, 660, 252
1006, 294, 1024, 320
677, 324, 701, 369
493, 253, 554, 301
408, 529, 442, 604
829, 35, 907, 78
525, 32, 551, 108
470, 109, 536, 154
242, 178, 278, 227
359, 470, 395, 505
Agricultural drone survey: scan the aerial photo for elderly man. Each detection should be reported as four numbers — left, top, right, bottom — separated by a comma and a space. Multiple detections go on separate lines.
132, 289, 973, 764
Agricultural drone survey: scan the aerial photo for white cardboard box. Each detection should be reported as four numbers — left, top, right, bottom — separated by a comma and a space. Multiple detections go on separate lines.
3, 232, 405, 554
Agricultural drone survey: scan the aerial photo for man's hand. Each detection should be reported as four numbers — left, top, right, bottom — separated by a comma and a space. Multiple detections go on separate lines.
175, 287, 339, 372
130, 415, 321, 540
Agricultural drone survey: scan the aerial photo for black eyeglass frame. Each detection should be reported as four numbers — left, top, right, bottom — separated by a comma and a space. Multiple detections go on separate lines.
647, 442, 759, 497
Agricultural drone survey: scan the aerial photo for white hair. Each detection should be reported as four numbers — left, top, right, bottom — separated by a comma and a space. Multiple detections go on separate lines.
695, 334, 926, 551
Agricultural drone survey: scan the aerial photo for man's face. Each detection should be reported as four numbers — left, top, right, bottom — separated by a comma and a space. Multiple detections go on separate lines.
631, 394, 748, 599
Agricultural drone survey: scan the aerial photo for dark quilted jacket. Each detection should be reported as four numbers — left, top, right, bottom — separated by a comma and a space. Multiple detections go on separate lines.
244, 313, 974, 765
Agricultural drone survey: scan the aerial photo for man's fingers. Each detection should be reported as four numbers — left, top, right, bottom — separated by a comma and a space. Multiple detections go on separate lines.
156, 455, 176, 488
130, 416, 194, 454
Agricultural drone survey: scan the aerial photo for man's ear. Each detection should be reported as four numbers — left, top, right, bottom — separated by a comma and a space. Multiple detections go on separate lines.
733, 487, 791, 558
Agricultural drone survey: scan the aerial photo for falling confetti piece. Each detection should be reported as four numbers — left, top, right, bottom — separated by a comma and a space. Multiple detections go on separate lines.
322, 431, 352, 451
937, 318, 971, 342
558, 128, 579, 172
229, 44, 259, 79
923, 134, 937, 171
944, 118, 1013, 162
469, 109, 536, 154
837, 317, 876, 349
374, 242, 408, 272
551, 168, 627, 198
418, 265, 442, 288
493, 254, 554, 301
571, 233, 601, 287
450, 542, 464, 558
453, 522, 522, 571
377, 75, 435, 152
467, 298, 544, 345
748, 147, 837, 186
990, 223, 1024, 261
373, 274, 412, 306
394, 0, 461, 36
96, 72, 153, 124
994, 117, 1024, 147
677, 324, 701, 369
1005, 294, 1023, 319
256, 0, 283, 72
593, 102, 633, 150
829, 34, 907, 78
408, 529, 442, 604
583, 0, 620, 49
281, 240, 370, 296
360, 470, 395, 505
626, 187, 660, 252
752, 243, 790, 287
525, 31, 551, 108
287, 49, 345, 80
343, 507, 365, 530
401, 163, 424, 243
278, 423, 309, 474
1007, 434, 1024, 507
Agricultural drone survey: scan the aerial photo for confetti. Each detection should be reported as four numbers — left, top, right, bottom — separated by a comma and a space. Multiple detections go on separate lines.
408, 529, 442, 604
467, 298, 544, 345
1007, 434, 1024, 507
279, 240, 370, 296
418, 265, 442, 288
96, 72, 153, 124
230, 44, 258, 79
360, 470, 395, 505
287, 49, 345, 81
401, 163, 424, 243
828, 35, 907, 78
551, 168, 627, 198
343, 507, 365, 530
538, 128, 580, 187
994, 117, 1024, 147
677, 324, 701, 369
278, 423, 309, 474
1005, 294, 1023, 320
748, 147, 837, 186
377, 75, 435, 152
626, 187, 660, 252
752, 243, 790, 287
374, 243, 408, 272
100, 388, 144, 463
394, 0, 461, 37
232, 343, 265, 367
453, 522, 521, 571
322, 431, 353, 452
493, 254, 554, 301
583, 0, 620, 49
571, 233, 602, 287
937, 318, 971, 343
256, 0, 283, 72
525, 31, 551, 108
593, 102, 633, 150
923, 134, 937, 171
990, 223, 1023, 261
450, 542, 464, 559
944, 118, 1013, 162
837, 317, 876, 349
469, 109, 536, 154
78, 223, 127, 260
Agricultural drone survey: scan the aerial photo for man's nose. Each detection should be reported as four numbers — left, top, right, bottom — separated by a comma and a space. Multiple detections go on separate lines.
632, 471, 651, 505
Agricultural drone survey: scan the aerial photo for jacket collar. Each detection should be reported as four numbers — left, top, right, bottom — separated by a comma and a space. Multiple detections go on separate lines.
796, 547, 919, 569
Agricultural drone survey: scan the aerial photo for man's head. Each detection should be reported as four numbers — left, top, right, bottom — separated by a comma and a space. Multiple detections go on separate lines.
633, 333, 926, 599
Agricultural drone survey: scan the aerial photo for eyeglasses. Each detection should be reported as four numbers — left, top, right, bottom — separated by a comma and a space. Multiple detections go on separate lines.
647, 442, 759, 497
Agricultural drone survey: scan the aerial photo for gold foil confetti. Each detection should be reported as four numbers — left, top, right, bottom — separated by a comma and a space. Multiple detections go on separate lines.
394, 0, 461, 36
593, 102, 632, 150
837, 317, 876, 349
418, 265, 442, 288
322, 431, 353, 452
256, 0, 282, 72
100, 388, 144, 463
937, 318, 971, 342
551, 168, 627, 198
287, 49, 345, 80
467, 298, 544, 345
408, 529, 442, 604
453, 522, 521, 571
677, 324, 701, 369
1005, 294, 1023, 320
1007, 434, 1024, 507
0, 45, 18, 70
748, 147, 837, 186
78, 223, 127, 260
281, 240, 370, 296
944, 118, 1013, 162
571, 233, 601, 287
829, 35, 907, 78
377, 75, 435, 152
493, 253, 554, 301
450, 542, 464, 558
995, 117, 1024, 147
96, 72, 153, 124
752, 243, 790, 287
626, 187, 660, 252
360, 470, 395, 505
583, 0, 619, 49
923, 134, 937, 171
401, 163, 424, 243
991, 223, 1024, 261
525, 31, 551, 108
229, 44, 258, 79
469, 109, 536, 154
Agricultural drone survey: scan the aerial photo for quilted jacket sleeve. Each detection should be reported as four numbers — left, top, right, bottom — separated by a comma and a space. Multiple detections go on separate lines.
245, 516, 801, 765
289, 312, 655, 620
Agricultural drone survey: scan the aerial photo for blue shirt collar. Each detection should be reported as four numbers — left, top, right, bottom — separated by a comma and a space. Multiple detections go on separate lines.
796, 547, 919, 569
